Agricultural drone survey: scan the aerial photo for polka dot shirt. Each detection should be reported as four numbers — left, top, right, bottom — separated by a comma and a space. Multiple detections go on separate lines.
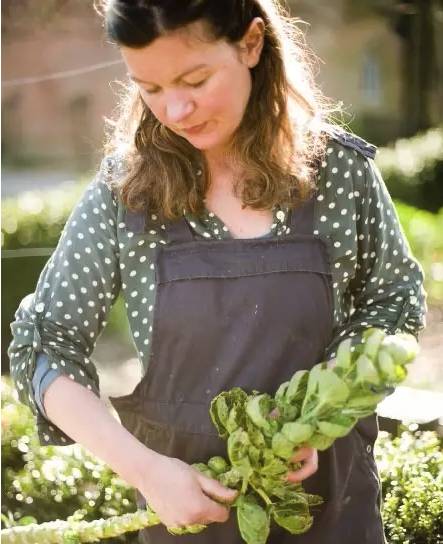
8, 130, 427, 446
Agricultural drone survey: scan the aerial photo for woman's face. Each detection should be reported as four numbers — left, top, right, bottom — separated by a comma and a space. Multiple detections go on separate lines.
120, 19, 264, 156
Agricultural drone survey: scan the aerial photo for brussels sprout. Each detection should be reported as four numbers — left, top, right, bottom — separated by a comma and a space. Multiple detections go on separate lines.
335, 338, 352, 370
362, 328, 386, 360
356, 354, 381, 385
281, 422, 314, 445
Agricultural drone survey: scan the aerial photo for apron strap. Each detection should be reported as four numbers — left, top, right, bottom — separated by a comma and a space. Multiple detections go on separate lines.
124, 209, 146, 234
165, 217, 195, 243
288, 194, 315, 234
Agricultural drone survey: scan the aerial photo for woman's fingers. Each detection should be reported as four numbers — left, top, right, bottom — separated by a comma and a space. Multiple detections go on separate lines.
197, 473, 238, 504
285, 446, 318, 483
290, 446, 313, 463
196, 473, 238, 524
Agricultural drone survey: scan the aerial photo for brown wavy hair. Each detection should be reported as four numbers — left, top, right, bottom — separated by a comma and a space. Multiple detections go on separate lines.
98, 0, 343, 220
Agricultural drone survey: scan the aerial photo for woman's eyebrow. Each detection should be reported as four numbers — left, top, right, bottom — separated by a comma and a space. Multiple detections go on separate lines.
127, 63, 209, 85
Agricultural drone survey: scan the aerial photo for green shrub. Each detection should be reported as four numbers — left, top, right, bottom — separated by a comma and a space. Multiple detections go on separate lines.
1, 183, 88, 372
1, 377, 138, 542
376, 429, 443, 544
1, 181, 130, 372
377, 127, 443, 213
395, 203, 443, 303
1, 182, 88, 251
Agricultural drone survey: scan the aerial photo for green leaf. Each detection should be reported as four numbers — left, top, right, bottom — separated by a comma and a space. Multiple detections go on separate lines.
226, 404, 242, 434
275, 380, 301, 421
248, 445, 261, 468
300, 395, 319, 418
275, 381, 289, 405
317, 414, 356, 438
355, 354, 381, 386
210, 395, 230, 439
271, 497, 313, 535
285, 370, 309, 404
317, 369, 350, 406
236, 494, 270, 544
281, 421, 314, 447
246, 394, 277, 437
302, 367, 350, 417
307, 433, 335, 451
272, 431, 295, 460
246, 418, 267, 449
281, 422, 314, 445
377, 349, 398, 382
362, 328, 386, 360
306, 493, 324, 506
258, 475, 293, 501
227, 429, 253, 492
345, 388, 383, 409
335, 337, 353, 369
227, 428, 250, 464
303, 365, 323, 399
210, 388, 248, 438
261, 449, 288, 476
381, 333, 419, 365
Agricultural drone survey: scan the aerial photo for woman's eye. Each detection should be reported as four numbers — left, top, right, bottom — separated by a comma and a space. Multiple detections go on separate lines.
185, 78, 208, 88
143, 88, 160, 95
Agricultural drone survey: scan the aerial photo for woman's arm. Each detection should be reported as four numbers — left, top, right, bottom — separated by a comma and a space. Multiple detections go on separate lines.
42, 374, 154, 489
8, 155, 123, 446
325, 153, 427, 359
42, 374, 238, 528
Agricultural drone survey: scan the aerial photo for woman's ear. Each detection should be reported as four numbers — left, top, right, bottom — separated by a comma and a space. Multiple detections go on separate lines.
238, 17, 265, 68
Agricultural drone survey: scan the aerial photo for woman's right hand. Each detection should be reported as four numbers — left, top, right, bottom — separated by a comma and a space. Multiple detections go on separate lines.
138, 451, 239, 529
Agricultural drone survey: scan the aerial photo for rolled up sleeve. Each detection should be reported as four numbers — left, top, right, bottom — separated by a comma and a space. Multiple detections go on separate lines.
325, 156, 427, 359
8, 156, 122, 446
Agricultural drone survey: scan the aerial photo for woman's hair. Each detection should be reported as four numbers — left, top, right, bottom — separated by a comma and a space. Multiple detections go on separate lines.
98, 0, 343, 220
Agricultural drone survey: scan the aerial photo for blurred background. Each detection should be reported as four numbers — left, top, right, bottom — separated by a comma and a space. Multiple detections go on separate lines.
2, 1, 443, 540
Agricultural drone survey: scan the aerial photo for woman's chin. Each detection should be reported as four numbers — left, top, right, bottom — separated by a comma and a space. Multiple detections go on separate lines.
185, 133, 232, 153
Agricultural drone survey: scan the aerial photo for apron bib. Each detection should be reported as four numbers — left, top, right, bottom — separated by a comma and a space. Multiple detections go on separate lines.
109, 196, 385, 543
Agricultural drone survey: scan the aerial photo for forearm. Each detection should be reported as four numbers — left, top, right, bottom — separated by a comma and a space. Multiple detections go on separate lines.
43, 375, 158, 490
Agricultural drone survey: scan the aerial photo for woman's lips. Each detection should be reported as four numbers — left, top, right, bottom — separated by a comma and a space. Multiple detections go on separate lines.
181, 121, 207, 135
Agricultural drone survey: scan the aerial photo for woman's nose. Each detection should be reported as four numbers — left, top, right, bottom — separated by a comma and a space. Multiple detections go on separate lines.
165, 94, 195, 125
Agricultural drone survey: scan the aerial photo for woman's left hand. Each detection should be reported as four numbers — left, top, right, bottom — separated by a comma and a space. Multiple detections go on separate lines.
284, 446, 318, 483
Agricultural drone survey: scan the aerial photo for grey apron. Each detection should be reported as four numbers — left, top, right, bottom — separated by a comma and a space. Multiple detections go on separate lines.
109, 195, 385, 543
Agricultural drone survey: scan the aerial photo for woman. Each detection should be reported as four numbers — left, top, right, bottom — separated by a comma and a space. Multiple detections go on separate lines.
8, 1, 427, 542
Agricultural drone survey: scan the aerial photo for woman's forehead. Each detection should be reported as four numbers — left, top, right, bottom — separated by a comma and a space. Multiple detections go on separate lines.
121, 25, 233, 85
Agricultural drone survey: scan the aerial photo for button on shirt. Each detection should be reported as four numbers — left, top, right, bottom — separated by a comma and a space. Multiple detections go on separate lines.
8, 130, 427, 446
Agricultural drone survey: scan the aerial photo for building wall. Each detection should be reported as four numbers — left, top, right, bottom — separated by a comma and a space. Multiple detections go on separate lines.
2, 3, 126, 170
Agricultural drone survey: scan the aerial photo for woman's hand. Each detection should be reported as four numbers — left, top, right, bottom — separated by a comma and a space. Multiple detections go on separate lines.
284, 446, 318, 483
139, 451, 238, 530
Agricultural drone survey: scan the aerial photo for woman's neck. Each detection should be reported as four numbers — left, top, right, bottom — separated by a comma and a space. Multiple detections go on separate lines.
204, 149, 242, 189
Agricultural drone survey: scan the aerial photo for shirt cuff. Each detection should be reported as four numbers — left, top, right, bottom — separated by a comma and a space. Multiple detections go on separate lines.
32, 352, 62, 421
